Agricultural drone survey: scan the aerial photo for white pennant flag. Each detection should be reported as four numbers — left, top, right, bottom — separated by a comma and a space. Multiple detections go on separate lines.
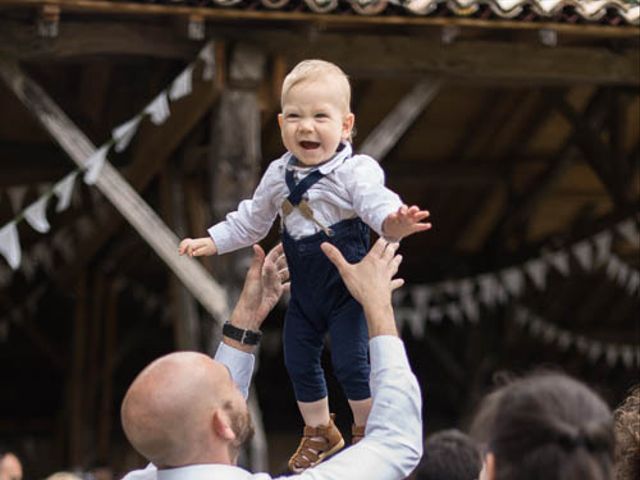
529, 317, 544, 337
605, 345, 619, 367
445, 303, 463, 325
427, 306, 443, 324
587, 342, 603, 363
7, 186, 28, 213
0, 222, 22, 270
501, 267, 525, 297
169, 65, 194, 101
461, 296, 479, 323
406, 309, 426, 338
53, 171, 78, 212
83, 144, 110, 185
626, 271, 640, 295
572, 241, 593, 271
199, 42, 216, 81
605, 255, 621, 282
24, 196, 51, 233
478, 274, 507, 306
575, 336, 589, 354
546, 250, 570, 276
542, 324, 558, 344
617, 219, 639, 247
593, 231, 612, 266
556, 331, 572, 350
615, 262, 630, 288
525, 259, 548, 290
144, 92, 170, 125
621, 346, 637, 369
113, 116, 142, 153
458, 278, 474, 296
411, 286, 431, 319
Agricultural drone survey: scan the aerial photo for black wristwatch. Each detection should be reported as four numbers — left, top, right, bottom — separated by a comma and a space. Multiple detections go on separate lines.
222, 322, 262, 346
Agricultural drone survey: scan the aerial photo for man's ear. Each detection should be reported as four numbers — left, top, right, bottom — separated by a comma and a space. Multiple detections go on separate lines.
480, 452, 496, 480
212, 409, 236, 441
342, 113, 355, 140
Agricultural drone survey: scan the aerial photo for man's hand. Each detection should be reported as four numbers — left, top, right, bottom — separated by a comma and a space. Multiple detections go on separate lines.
321, 238, 403, 337
230, 244, 290, 332
382, 205, 431, 242
178, 237, 218, 257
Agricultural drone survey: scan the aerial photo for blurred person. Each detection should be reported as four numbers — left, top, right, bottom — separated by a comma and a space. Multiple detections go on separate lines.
413, 429, 481, 480
471, 372, 614, 480
614, 385, 639, 480
0, 451, 22, 480
121, 238, 422, 480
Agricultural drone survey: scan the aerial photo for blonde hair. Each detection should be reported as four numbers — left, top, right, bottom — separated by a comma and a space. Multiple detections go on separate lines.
281, 59, 352, 114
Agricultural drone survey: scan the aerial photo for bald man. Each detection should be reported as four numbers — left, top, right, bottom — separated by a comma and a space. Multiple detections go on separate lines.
0, 452, 22, 480
121, 238, 422, 480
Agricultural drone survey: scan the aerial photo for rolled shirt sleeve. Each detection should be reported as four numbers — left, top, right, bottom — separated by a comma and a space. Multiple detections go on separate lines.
214, 342, 255, 400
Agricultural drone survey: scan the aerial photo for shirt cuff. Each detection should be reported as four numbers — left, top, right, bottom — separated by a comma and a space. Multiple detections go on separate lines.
369, 335, 410, 373
207, 223, 233, 255
214, 342, 255, 400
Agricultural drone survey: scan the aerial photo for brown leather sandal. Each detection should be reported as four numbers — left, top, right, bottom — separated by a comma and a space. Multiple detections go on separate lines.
288, 413, 345, 473
351, 424, 366, 444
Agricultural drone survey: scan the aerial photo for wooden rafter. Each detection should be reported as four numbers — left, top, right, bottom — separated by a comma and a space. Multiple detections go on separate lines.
0, 57, 229, 321
359, 79, 442, 161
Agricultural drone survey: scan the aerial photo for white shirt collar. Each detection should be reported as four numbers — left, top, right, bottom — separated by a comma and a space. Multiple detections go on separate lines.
285, 142, 353, 175
158, 464, 250, 480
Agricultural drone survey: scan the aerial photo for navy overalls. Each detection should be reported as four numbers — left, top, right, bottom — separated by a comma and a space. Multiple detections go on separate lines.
281, 163, 371, 403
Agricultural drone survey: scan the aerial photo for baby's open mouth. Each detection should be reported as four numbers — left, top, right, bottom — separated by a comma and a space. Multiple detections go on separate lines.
300, 141, 320, 150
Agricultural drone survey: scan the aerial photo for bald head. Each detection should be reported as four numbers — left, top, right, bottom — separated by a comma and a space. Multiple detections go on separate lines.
121, 351, 251, 467
0, 453, 22, 480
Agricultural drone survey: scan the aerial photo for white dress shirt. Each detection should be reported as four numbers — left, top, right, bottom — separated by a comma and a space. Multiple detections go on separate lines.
120, 336, 423, 480
208, 143, 403, 254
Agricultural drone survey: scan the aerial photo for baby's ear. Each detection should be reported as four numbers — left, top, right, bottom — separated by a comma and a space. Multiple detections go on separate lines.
342, 113, 355, 139
277, 113, 284, 129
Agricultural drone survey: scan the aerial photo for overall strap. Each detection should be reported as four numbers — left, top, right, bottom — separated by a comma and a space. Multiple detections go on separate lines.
285, 168, 325, 206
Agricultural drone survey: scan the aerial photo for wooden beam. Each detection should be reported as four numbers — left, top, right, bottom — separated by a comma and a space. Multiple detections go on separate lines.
1, 0, 637, 39
0, 19, 200, 60
359, 79, 442, 161
0, 57, 230, 321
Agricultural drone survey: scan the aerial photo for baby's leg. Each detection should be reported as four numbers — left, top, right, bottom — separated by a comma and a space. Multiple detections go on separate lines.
329, 298, 372, 426
283, 297, 328, 421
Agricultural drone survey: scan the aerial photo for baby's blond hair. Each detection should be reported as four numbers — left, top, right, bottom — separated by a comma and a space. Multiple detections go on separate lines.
281, 59, 352, 114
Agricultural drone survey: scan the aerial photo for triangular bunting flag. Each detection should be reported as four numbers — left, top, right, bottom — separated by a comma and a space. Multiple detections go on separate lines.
144, 92, 170, 125
169, 65, 194, 101
53, 171, 78, 212
605, 345, 619, 367
525, 259, 548, 290
556, 331, 572, 350
478, 274, 507, 306
542, 324, 558, 344
587, 342, 603, 363
572, 241, 593, 271
575, 336, 589, 354
445, 303, 463, 325
199, 42, 216, 81
461, 296, 479, 323
84, 144, 110, 185
593, 230, 612, 266
546, 250, 570, 276
615, 262, 630, 288
427, 305, 443, 324
605, 255, 621, 282
410, 285, 431, 318
0, 222, 22, 270
617, 219, 639, 247
458, 279, 474, 297
501, 267, 525, 297
406, 309, 426, 338
621, 346, 637, 369
24, 196, 51, 233
113, 116, 142, 153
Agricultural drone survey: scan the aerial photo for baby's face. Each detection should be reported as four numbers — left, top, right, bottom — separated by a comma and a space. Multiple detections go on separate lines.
278, 77, 354, 167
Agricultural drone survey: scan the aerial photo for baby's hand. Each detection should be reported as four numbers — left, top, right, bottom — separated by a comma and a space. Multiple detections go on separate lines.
382, 205, 431, 242
178, 237, 218, 257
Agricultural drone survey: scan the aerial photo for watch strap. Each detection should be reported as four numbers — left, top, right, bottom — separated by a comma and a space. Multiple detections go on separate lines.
222, 322, 262, 345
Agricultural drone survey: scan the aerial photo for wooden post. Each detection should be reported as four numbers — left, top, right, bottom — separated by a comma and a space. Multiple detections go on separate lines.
0, 56, 230, 323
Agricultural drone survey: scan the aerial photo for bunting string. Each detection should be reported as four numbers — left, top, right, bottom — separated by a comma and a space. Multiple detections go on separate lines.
0, 42, 216, 272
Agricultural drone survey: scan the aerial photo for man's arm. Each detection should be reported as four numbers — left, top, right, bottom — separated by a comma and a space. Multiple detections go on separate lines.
215, 243, 289, 398
279, 238, 422, 480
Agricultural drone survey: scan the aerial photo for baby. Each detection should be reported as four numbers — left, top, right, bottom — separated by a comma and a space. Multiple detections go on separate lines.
179, 59, 430, 472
